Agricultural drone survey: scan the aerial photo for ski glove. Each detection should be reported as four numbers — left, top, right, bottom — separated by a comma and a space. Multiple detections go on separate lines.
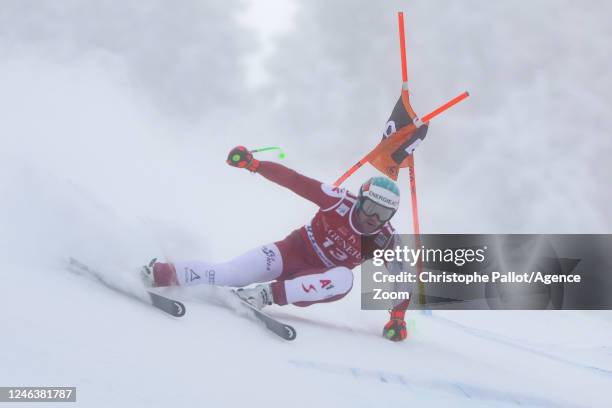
227, 146, 260, 172
383, 309, 407, 341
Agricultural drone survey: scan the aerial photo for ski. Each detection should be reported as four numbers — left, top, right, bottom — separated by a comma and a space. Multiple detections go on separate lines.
67, 257, 186, 317
147, 291, 186, 317
232, 290, 297, 341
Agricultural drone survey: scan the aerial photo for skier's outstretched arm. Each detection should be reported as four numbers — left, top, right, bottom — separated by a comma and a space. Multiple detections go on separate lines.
256, 161, 328, 204
226, 145, 339, 208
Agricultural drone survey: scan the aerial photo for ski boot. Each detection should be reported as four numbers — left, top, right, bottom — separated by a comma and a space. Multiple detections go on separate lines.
140, 258, 178, 287
236, 284, 274, 309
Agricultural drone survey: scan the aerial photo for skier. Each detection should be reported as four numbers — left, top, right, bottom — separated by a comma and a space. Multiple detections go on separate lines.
143, 146, 413, 341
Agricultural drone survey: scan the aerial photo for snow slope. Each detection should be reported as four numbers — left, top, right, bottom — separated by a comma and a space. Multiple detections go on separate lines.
1, 151, 610, 407
2, 256, 611, 407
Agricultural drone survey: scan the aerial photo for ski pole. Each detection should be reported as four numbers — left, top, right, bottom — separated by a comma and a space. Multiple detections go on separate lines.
250, 146, 286, 159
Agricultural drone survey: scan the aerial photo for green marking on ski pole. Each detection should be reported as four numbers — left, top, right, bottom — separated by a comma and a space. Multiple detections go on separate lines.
251, 146, 286, 159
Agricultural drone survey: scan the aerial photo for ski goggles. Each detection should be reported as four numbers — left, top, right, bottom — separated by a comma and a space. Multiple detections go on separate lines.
359, 198, 396, 222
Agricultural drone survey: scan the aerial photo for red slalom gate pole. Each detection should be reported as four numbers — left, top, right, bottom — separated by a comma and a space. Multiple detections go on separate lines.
397, 11, 427, 308
398, 12, 418, 121
422, 91, 469, 123
333, 157, 368, 187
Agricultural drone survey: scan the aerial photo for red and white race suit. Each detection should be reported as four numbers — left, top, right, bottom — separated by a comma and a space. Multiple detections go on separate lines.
159, 161, 411, 308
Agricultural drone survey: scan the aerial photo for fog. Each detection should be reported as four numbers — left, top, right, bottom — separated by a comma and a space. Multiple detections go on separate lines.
1, 0, 610, 266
